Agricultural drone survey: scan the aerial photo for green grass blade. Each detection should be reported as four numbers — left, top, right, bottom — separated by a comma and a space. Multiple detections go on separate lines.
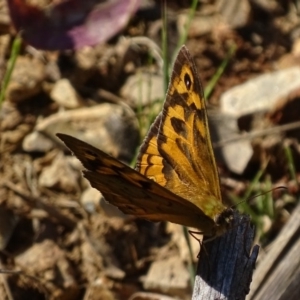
0, 35, 22, 107
284, 145, 298, 183
177, 0, 198, 48
204, 43, 236, 99
161, 0, 169, 93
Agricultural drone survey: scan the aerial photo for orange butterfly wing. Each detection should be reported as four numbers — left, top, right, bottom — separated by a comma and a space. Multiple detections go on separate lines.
136, 46, 225, 220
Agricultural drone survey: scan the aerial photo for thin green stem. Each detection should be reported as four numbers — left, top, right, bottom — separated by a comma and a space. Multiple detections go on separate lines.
0, 35, 22, 107
204, 44, 236, 99
161, 0, 169, 93
284, 145, 299, 190
177, 0, 198, 48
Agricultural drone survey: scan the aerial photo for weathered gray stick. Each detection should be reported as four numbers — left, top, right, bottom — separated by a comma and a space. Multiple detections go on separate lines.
248, 203, 300, 300
192, 211, 259, 300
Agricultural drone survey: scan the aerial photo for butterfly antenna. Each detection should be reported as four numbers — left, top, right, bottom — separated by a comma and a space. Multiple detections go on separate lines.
231, 186, 287, 208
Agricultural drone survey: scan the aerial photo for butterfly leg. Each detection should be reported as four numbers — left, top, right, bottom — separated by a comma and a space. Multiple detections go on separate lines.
188, 230, 206, 258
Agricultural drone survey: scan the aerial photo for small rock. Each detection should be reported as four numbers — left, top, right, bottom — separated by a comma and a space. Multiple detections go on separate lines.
220, 67, 300, 116
143, 256, 190, 297
81, 187, 101, 214
209, 111, 253, 174
83, 282, 115, 300
37, 103, 140, 163
250, 0, 284, 14
218, 67, 300, 173
50, 78, 83, 108
120, 72, 164, 107
178, 13, 216, 38
178, 0, 250, 38
38, 153, 79, 192
16, 240, 63, 271
15, 239, 78, 297
23, 131, 54, 152
217, 0, 251, 29
221, 139, 253, 175
5, 56, 45, 103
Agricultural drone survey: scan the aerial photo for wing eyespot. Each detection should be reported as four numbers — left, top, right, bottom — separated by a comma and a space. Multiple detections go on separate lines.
184, 73, 192, 90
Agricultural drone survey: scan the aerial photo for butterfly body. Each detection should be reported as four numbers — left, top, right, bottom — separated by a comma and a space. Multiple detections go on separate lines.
57, 45, 234, 237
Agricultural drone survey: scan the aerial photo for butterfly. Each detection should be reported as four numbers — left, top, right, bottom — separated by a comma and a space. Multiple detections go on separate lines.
57, 45, 234, 237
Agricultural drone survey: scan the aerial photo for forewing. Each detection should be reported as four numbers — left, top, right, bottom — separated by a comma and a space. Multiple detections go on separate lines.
136, 46, 224, 219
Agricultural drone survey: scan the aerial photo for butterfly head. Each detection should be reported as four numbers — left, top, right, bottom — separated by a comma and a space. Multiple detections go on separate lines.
213, 208, 235, 237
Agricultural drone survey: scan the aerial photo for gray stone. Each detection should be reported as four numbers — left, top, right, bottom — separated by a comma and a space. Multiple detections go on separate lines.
143, 256, 190, 297
120, 72, 164, 107
50, 79, 83, 108
220, 67, 300, 116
